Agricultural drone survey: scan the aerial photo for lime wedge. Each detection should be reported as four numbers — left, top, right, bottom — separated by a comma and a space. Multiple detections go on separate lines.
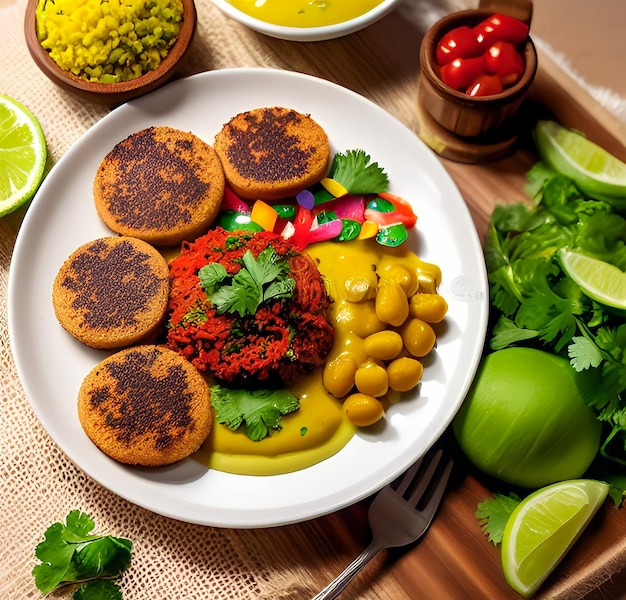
560, 248, 626, 310
0, 94, 47, 218
534, 120, 626, 205
502, 479, 609, 598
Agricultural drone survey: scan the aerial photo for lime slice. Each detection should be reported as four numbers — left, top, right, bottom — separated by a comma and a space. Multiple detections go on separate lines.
560, 248, 626, 310
0, 94, 47, 218
502, 479, 609, 598
534, 120, 626, 205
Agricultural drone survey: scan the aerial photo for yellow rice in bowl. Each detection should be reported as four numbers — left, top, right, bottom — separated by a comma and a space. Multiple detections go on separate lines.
35, 0, 183, 83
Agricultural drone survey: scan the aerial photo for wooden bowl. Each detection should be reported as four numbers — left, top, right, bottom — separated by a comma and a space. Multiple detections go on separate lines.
24, 0, 197, 106
418, 9, 537, 140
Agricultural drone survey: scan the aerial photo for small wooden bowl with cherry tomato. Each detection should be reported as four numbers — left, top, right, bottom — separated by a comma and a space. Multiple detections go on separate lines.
418, 9, 537, 139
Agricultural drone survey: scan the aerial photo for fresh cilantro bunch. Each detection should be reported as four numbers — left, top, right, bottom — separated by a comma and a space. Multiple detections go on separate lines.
199, 247, 295, 317
33, 510, 132, 598
329, 149, 389, 195
486, 163, 626, 475
210, 385, 300, 441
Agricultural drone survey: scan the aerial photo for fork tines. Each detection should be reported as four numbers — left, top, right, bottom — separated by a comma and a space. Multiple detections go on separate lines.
394, 449, 454, 510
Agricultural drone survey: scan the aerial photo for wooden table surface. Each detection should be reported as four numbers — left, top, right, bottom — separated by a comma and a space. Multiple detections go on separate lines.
2, 1, 626, 599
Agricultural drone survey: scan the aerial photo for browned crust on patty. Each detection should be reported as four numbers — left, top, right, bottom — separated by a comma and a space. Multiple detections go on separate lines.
93, 126, 225, 247
78, 345, 212, 467
214, 107, 330, 201
52, 236, 170, 350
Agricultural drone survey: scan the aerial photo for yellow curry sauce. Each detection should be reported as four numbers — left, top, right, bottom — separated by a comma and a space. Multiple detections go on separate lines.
226, 0, 384, 28
197, 239, 442, 476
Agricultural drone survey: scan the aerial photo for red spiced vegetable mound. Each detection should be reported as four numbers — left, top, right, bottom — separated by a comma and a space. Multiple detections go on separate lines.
166, 228, 334, 387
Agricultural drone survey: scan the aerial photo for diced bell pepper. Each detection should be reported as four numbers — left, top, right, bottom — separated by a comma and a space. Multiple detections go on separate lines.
222, 186, 250, 213
250, 200, 278, 232
217, 210, 264, 232
321, 177, 349, 198
376, 223, 408, 247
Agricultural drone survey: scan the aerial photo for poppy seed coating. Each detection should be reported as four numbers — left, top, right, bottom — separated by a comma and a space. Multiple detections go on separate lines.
103, 130, 207, 229
78, 345, 212, 466
94, 126, 225, 247
62, 238, 165, 330
214, 107, 330, 201
52, 236, 170, 349
89, 347, 193, 447
224, 109, 316, 182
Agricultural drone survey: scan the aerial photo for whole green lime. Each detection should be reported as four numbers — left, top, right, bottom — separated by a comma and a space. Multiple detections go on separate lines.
453, 347, 601, 488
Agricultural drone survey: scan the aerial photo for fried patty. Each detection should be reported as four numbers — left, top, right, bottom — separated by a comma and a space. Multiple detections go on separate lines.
214, 107, 330, 201
78, 345, 212, 467
93, 126, 225, 247
52, 236, 170, 350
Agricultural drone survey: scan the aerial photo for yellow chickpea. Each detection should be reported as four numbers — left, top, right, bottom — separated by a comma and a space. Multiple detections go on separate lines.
363, 330, 403, 361
331, 299, 386, 338
409, 293, 448, 323
381, 264, 418, 297
339, 333, 369, 366
354, 359, 389, 397
343, 269, 378, 302
416, 261, 442, 294
375, 280, 409, 327
323, 351, 358, 398
343, 393, 385, 427
399, 317, 436, 357
387, 357, 424, 392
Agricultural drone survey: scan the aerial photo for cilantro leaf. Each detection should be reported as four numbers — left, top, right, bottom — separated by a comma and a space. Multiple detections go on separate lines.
198, 263, 228, 295
73, 579, 124, 600
202, 247, 294, 317
33, 510, 132, 595
33, 521, 76, 594
66, 536, 132, 582
568, 335, 604, 371
486, 161, 626, 472
243, 246, 289, 285
329, 149, 389, 195
475, 493, 521, 545
210, 268, 261, 317
490, 316, 538, 351
210, 385, 300, 441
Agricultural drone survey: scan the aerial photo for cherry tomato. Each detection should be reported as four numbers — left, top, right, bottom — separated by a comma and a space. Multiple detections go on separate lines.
466, 74, 503, 97
474, 13, 529, 48
434, 13, 528, 97
484, 41, 524, 85
440, 55, 485, 91
436, 25, 480, 66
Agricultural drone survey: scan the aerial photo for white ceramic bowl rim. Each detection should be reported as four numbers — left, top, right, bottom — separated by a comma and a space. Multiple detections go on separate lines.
212, 0, 400, 41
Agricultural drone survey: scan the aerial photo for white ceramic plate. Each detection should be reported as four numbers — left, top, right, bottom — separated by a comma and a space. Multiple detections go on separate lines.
212, 0, 400, 42
8, 68, 488, 528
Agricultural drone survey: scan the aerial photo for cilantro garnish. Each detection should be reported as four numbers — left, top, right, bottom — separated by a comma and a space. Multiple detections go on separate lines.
475, 492, 521, 545
198, 246, 295, 317
33, 510, 132, 597
329, 149, 389, 195
486, 159, 626, 487
210, 384, 300, 441
74, 580, 124, 600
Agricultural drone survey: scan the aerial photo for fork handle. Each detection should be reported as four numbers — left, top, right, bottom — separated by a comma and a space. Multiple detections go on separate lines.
310, 541, 384, 600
